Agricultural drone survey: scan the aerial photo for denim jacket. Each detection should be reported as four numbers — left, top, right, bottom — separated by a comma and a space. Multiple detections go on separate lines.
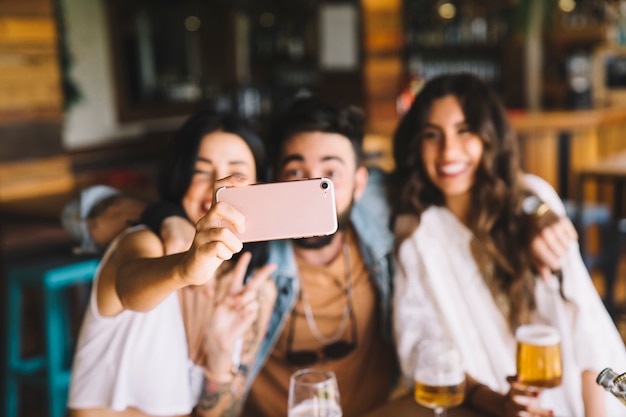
245, 168, 395, 392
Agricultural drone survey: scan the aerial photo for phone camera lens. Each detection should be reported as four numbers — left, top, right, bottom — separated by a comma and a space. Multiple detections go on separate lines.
321, 181, 329, 190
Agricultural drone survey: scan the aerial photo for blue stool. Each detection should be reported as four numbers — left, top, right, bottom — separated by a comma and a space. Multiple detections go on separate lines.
3, 258, 99, 417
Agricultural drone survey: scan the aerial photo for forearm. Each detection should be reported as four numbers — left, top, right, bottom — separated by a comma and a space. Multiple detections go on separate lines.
463, 375, 503, 417
116, 252, 188, 312
582, 370, 606, 417
194, 373, 246, 417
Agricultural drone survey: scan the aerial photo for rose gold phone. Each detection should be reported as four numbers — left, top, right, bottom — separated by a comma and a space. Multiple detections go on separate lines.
215, 178, 338, 243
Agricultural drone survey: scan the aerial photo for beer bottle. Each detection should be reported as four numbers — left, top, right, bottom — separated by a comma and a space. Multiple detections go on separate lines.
596, 368, 626, 406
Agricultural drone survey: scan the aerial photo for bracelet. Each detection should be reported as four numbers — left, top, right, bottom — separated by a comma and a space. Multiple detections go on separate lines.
464, 383, 487, 406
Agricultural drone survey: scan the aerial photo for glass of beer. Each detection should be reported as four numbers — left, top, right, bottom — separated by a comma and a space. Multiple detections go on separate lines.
515, 324, 562, 389
414, 340, 466, 417
288, 369, 342, 417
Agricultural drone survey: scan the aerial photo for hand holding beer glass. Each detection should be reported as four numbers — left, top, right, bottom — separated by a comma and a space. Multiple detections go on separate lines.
288, 369, 342, 417
515, 324, 562, 389
414, 340, 466, 417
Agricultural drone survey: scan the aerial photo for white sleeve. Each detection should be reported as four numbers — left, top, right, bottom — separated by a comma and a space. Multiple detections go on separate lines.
561, 245, 626, 372
393, 233, 446, 384
523, 173, 567, 216
525, 174, 626, 372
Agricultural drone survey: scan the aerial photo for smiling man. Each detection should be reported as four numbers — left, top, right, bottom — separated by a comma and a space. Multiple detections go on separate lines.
239, 97, 398, 417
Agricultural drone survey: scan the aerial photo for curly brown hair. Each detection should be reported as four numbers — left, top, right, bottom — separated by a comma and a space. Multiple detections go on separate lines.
391, 73, 543, 330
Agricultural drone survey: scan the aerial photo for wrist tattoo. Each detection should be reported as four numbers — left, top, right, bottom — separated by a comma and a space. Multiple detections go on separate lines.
219, 398, 241, 417
197, 379, 231, 410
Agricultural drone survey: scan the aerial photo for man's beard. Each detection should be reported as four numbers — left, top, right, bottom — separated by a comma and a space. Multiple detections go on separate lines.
293, 200, 353, 250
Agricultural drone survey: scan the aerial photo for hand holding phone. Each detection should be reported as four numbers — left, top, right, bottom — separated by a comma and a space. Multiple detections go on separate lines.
215, 178, 338, 243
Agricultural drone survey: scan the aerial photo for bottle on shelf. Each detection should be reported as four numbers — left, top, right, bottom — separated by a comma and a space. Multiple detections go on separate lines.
596, 367, 626, 406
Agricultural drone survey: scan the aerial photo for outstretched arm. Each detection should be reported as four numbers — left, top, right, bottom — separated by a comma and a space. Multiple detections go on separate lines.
97, 176, 249, 317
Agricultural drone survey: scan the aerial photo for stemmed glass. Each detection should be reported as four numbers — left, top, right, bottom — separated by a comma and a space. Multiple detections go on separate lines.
414, 340, 466, 417
515, 324, 562, 389
288, 368, 343, 417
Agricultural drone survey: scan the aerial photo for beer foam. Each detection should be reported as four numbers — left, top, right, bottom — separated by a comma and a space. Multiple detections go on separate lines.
515, 324, 560, 346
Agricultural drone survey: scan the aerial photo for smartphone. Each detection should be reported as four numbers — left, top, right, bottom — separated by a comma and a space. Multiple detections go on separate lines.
215, 178, 338, 243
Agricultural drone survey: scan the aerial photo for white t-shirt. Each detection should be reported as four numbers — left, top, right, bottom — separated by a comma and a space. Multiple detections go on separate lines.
394, 174, 626, 416
68, 226, 204, 416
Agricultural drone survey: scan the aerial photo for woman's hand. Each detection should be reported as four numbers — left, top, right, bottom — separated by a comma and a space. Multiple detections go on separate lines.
203, 251, 277, 381
178, 175, 250, 287
528, 213, 578, 282
503, 377, 554, 417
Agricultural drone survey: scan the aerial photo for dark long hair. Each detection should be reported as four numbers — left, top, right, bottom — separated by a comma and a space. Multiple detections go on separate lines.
158, 111, 267, 205
392, 73, 538, 330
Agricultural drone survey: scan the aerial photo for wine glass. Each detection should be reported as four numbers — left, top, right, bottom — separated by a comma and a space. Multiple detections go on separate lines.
288, 368, 342, 417
414, 340, 466, 417
515, 324, 562, 389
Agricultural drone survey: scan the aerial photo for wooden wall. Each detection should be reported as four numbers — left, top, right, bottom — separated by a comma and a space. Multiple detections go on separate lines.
0, 0, 74, 202
361, 0, 403, 137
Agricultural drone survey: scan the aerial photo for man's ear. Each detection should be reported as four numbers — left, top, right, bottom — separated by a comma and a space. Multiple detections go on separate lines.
353, 166, 369, 202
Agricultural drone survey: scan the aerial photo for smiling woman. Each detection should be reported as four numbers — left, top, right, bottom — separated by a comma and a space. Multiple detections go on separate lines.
67, 110, 277, 417
391, 73, 626, 417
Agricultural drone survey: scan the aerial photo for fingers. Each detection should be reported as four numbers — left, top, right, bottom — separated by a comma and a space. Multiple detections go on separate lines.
529, 216, 577, 274
213, 174, 250, 193
209, 174, 250, 234
227, 252, 253, 296
199, 199, 247, 235
530, 238, 561, 273
228, 265, 276, 308
195, 203, 245, 257
537, 266, 552, 283
237, 299, 261, 327
509, 381, 540, 397
537, 227, 568, 265
505, 376, 553, 417
545, 217, 577, 253
525, 406, 554, 417
558, 216, 578, 240
190, 174, 249, 263
243, 262, 278, 294
193, 228, 242, 261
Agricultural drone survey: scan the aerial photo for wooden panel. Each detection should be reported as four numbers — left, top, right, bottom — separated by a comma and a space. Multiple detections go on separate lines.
0, 0, 53, 16
0, 120, 63, 162
517, 131, 559, 191
362, 9, 403, 53
362, 0, 402, 137
0, 17, 56, 43
0, 17, 61, 114
0, 56, 61, 111
364, 57, 402, 98
0, 155, 75, 201
366, 99, 399, 136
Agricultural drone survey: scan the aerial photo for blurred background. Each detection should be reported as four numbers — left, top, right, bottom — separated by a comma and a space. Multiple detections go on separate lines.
2, 0, 626, 416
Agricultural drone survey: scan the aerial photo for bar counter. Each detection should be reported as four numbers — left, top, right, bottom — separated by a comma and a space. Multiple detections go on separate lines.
508, 106, 626, 199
